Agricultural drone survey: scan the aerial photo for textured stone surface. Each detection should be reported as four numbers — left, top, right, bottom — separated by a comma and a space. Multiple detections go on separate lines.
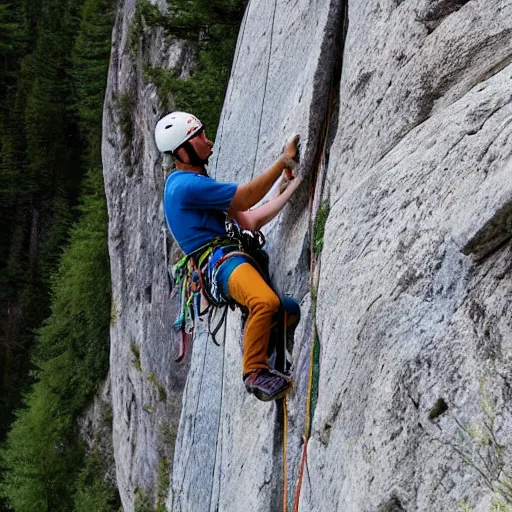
168, 0, 344, 509
311, 2, 512, 510
79, 377, 117, 486
102, 0, 191, 509
102, 0, 512, 511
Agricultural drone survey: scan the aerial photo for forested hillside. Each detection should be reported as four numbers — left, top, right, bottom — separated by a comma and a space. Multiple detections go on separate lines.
0, 0, 116, 510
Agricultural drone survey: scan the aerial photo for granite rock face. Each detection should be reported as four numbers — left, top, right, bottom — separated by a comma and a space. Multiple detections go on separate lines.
102, 0, 512, 511
79, 377, 117, 487
313, 2, 512, 510
102, 0, 192, 509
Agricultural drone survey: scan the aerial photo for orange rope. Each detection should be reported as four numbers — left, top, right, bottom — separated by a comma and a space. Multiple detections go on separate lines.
293, 436, 308, 512
291, 325, 316, 510
283, 396, 288, 512
305, 325, 316, 438
282, 312, 289, 512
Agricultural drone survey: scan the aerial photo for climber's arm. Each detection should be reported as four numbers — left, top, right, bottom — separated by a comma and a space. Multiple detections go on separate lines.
230, 136, 299, 211
230, 175, 302, 231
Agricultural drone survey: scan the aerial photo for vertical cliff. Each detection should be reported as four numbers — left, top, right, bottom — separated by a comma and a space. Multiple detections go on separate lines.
102, 0, 194, 508
103, 0, 512, 511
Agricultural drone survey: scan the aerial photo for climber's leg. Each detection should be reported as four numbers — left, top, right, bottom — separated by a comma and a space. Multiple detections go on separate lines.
226, 263, 280, 373
226, 263, 292, 401
270, 296, 301, 372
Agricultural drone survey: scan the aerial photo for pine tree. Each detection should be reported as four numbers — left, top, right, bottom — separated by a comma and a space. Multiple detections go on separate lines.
0, 2, 26, 113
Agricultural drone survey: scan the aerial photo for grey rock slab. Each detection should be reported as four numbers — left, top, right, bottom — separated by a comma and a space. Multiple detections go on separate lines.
330, 0, 512, 190
101, 0, 512, 510
455, 155, 512, 259
211, 0, 344, 299
167, 323, 225, 511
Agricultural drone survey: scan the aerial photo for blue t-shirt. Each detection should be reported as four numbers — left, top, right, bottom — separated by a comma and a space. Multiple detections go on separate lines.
164, 170, 251, 299
164, 171, 238, 254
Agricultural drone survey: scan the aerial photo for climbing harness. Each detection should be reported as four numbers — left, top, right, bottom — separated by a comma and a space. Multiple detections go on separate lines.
225, 213, 266, 253
170, 216, 267, 361
170, 236, 232, 361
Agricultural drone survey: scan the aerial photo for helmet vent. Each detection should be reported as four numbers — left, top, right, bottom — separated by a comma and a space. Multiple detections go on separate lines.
165, 125, 173, 129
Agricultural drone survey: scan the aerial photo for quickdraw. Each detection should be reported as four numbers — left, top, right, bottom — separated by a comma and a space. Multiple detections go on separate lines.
170, 237, 267, 361
171, 237, 232, 361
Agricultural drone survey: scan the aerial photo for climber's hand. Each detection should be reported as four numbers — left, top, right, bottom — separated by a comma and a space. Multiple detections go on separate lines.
283, 135, 300, 160
279, 174, 302, 195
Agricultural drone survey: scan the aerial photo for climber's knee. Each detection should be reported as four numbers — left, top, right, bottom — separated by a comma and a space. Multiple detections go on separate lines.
249, 289, 280, 318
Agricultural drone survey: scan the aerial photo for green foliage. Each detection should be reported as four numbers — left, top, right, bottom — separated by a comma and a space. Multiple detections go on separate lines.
102, 402, 114, 427
160, 422, 177, 452
458, 497, 474, 511
130, 0, 245, 54
0, 0, 93, 440
71, 0, 116, 163
129, 0, 166, 56
309, 332, 320, 430
134, 489, 156, 512
0, 0, 115, 509
1, 169, 112, 511
0, 3, 26, 112
117, 91, 136, 165
141, 0, 246, 139
110, 301, 120, 325
35, 170, 111, 403
490, 496, 512, 512
449, 382, 512, 508
313, 201, 330, 255
131, 343, 142, 371
0, 0, 85, 479
156, 458, 170, 511
117, 92, 136, 142
147, 373, 167, 402
168, 0, 246, 40
144, 45, 229, 138
1, 383, 83, 511
73, 451, 121, 512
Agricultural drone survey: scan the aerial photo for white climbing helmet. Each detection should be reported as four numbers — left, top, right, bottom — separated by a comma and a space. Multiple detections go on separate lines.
154, 111, 203, 153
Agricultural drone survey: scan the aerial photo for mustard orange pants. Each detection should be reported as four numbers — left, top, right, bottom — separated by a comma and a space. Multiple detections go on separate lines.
227, 263, 280, 374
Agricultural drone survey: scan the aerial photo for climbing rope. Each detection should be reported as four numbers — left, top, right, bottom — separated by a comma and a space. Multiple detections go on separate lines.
283, 395, 288, 512
292, 325, 317, 510
281, 320, 320, 511
282, 312, 289, 511
305, 325, 317, 438
214, 0, 252, 173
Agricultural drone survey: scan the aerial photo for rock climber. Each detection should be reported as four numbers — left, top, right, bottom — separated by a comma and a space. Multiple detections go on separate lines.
155, 111, 301, 401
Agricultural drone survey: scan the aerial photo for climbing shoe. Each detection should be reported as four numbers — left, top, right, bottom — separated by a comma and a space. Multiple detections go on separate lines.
243, 368, 292, 401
